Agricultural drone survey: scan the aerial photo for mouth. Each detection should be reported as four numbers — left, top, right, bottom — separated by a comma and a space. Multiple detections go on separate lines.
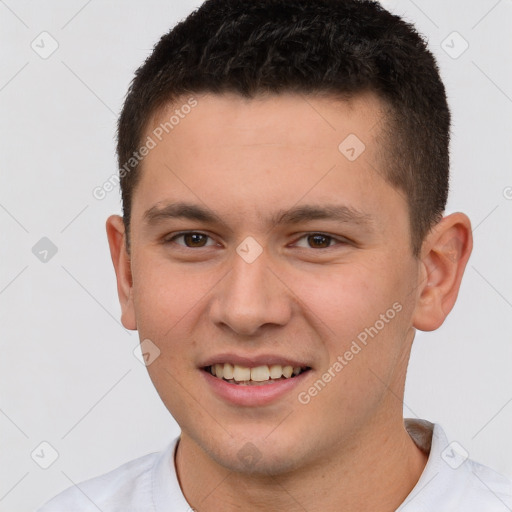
204, 363, 311, 386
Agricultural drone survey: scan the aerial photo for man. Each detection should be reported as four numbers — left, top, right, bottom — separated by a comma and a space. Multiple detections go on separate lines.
37, 0, 512, 510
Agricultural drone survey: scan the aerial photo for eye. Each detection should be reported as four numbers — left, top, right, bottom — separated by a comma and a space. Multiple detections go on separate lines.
166, 232, 217, 248
293, 233, 346, 249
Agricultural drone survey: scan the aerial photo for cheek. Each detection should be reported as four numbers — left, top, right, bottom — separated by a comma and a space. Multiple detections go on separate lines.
289, 260, 396, 335
130, 253, 217, 337
288, 258, 412, 385
294, 268, 410, 431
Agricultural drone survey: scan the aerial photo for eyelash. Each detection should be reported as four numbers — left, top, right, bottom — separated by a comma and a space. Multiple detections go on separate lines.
164, 231, 349, 250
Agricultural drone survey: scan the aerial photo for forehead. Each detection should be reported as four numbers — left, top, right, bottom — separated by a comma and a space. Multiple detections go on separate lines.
132, 92, 406, 234
148, 91, 385, 151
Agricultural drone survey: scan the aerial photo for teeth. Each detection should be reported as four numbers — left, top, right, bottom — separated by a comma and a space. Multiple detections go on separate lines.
250, 365, 270, 382
233, 364, 251, 382
223, 363, 234, 380
269, 364, 283, 379
282, 365, 293, 378
208, 363, 307, 382
215, 364, 224, 379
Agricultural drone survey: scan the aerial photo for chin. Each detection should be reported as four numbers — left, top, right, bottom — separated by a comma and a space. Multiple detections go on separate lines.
215, 446, 304, 476
201, 429, 312, 477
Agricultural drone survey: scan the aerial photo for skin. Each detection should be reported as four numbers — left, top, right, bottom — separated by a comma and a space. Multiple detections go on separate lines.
107, 92, 472, 511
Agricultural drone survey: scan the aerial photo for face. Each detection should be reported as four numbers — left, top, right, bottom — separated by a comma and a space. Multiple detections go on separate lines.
118, 92, 424, 474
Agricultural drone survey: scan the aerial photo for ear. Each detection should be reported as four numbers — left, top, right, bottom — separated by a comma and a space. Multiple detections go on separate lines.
412, 212, 473, 331
106, 215, 137, 330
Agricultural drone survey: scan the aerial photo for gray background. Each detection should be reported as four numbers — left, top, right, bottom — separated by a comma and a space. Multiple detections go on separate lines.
1, 1, 511, 511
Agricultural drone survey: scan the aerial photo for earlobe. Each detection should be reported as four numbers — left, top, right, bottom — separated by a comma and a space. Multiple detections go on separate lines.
106, 215, 137, 330
412, 213, 473, 331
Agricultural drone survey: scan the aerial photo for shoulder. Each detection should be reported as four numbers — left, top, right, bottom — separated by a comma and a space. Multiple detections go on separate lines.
461, 458, 512, 508
401, 419, 512, 511
35, 443, 173, 512
432, 423, 512, 509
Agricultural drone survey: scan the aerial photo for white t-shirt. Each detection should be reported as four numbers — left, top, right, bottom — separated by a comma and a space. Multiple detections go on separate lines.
36, 419, 512, 511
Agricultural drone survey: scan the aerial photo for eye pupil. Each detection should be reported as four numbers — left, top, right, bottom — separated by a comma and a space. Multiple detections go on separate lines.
308, 234, 330, 248
184, 233, 207, 247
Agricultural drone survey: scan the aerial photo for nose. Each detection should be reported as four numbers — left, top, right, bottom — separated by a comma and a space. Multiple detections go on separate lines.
209, 248, 293, 337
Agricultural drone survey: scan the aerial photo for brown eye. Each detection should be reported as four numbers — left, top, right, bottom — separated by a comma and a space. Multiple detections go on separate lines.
167, 232, 215, 248
182, 233, 209, 247
307, 234, 333, 248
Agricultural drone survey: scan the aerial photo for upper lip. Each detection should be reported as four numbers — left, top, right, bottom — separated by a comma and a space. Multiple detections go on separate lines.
200, 353, 311, 369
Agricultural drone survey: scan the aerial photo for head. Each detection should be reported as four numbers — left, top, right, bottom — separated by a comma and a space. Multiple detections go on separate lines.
107, 0, 472, 476
118, 0, 451, 256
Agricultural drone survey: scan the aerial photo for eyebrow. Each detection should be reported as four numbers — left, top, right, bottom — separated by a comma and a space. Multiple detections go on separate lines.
144, 202, 224, 225
143, 201, 375, 230
273, 204, 374, 228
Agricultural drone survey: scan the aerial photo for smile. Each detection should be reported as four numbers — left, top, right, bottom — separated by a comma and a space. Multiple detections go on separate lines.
205, 363, 310, 386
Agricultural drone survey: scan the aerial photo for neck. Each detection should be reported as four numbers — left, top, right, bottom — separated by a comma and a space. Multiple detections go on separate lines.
175, 417, 428, 512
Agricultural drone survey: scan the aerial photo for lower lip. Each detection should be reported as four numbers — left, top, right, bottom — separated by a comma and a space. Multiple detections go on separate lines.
202, 369, 311, 406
